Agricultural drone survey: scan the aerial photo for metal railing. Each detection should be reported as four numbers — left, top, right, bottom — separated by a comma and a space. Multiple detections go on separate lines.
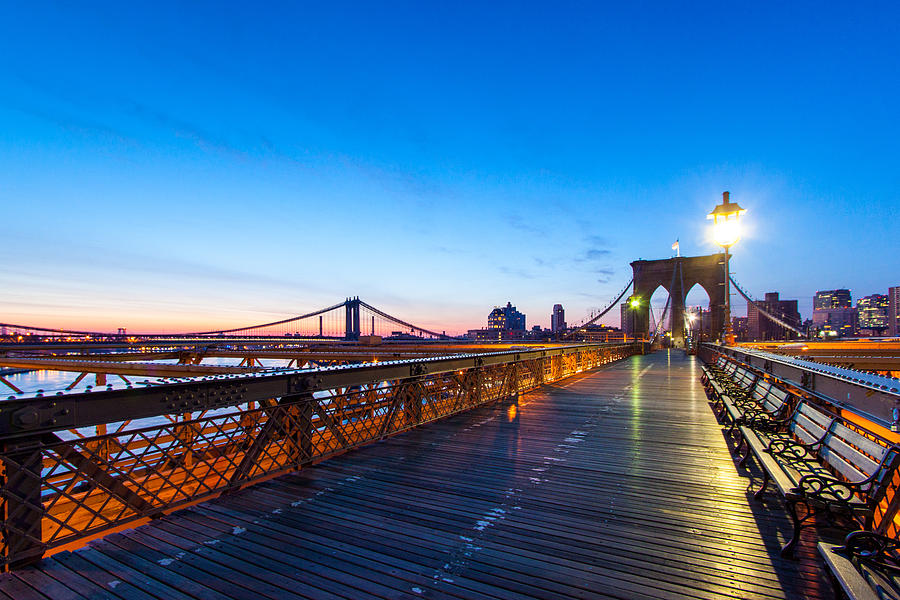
0, 343, 638, 569
702, 343, 900, 429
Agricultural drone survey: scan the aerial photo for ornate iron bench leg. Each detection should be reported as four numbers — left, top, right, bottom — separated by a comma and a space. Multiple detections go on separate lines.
732, 425, 744, 447
737, 438, 750, 469
725, 416, 737, 437
753, 468, 770, 500
781, 499, 812, 559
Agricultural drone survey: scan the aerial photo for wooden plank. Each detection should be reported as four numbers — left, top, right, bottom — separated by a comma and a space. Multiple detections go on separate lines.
90, 534, 232, 600
104, 529, 323, 600
818, 542, 880, 600
52, 551, 157, 599
130, 526, 315, 600
9, 568, 81, 600
210, 490, 805, 599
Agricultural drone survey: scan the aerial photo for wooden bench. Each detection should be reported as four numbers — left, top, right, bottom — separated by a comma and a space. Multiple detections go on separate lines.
724, 379, 793, 427
739, 401, 900, 557
723, 379, 794, 455
710, 365, 758, 422
700, 355, 729, 390
819, 531, 900, 600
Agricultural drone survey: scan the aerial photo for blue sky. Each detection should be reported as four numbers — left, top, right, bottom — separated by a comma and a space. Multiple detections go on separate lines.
1, 2, 898, 333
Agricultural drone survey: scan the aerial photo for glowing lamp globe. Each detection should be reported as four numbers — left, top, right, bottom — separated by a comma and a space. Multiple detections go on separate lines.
630, 297, 641, 309
707, 191, 746, 248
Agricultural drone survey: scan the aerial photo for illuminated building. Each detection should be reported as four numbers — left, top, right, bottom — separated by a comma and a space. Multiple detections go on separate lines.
576, 324, 624, 342
814, 289, 852, 309
487, 302, 526, 331
889, 286, 900, 336
747, 292, 801, 340
551, 304, 566, 333
813, 308, 858, 337
620, 303, 633, 336
813, 289, 857, 337
857, 294, 889, 335
731, 317, 749, 341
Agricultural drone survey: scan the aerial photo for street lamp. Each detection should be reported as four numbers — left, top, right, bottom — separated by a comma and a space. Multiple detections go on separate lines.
629, 296, 641, 342
685, 311, 698, 352
707, 191, 746, 345
686, 311, 697, 338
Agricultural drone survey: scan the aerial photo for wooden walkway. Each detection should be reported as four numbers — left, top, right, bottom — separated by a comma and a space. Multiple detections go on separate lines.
0, 352, 831, 599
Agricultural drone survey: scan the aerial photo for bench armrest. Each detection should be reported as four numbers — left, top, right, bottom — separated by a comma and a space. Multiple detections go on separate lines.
746, 411, 791, 433
792, 472, 857, 506
766, 437, 816, 461
834, 531, 900, 573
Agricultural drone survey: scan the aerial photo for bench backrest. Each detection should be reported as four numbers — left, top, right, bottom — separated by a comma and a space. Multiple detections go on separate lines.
819, 422, 900, 501
752, 380, 792, 415
716, 355, 728, 369
731, 367, 757, 390
722, 361, 738, 377
788, 401, 835, 446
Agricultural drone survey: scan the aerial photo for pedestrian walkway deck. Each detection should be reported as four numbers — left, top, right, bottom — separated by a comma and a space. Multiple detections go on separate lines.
0, 352, 830, 599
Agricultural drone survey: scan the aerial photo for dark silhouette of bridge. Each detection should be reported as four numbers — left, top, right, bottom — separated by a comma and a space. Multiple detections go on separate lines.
0, 297, 452, 342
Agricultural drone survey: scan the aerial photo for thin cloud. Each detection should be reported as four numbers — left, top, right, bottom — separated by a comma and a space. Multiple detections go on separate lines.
120, 98, 247, 156
499, 266, 536, 279
506, 214, 544, 235
585, 248, 611, 260
593, 267, 615, 284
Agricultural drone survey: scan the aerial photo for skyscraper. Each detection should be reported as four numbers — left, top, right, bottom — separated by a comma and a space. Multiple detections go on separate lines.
814, 289, 857, 337
551, 304, 566, 333
814, 289, 852, 310
857, 294, 889, 334
889, 286, 900, 337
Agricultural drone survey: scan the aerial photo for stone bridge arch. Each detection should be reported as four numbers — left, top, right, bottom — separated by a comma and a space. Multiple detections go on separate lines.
630, 254, 727, 347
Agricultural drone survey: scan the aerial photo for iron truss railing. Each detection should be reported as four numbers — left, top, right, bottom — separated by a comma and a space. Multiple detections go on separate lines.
702, 343, 900, 428
0, 343, 638, 569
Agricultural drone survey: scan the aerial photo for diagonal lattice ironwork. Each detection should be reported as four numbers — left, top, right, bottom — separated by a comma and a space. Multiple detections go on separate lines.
0, 344, 636, 569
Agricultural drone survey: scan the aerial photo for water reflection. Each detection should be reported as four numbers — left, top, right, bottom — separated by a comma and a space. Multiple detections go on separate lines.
1, 357, 295, 395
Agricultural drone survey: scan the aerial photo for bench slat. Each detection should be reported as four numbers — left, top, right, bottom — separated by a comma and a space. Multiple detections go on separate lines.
824, 434, 882, 479
741, 426, 798, 495
830, 422, 890, 463
792, 412, 830, 442
752, 381, 773, 400
798, 402, 834, 429
818, 543, 882, 600
819, 444, 870, 484
770, 387, 791, 402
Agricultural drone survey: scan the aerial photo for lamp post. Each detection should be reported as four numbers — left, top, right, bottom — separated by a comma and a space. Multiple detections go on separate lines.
686, 311, 697, 346
707, 191, 746, 345
629, 296, 641, 342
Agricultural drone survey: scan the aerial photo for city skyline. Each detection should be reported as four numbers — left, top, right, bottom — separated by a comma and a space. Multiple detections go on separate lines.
2, 3, 899, 335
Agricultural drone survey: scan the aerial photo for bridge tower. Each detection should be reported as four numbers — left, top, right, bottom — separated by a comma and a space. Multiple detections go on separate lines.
630, 253, 728, 347
344, 297, 361, 340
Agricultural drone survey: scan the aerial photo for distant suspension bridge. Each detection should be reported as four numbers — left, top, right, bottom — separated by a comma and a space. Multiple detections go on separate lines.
0, 298, 452, 341
1, 253, 803, 344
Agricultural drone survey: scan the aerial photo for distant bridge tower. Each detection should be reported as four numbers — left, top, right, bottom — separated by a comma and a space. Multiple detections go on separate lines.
345, 297, 361, 340
631, 254, 727, 347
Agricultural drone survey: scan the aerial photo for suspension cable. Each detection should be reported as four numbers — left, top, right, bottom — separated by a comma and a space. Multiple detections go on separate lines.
357, 300, 449, 339
563, 278, 634, 339
730, 276, 805, 337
